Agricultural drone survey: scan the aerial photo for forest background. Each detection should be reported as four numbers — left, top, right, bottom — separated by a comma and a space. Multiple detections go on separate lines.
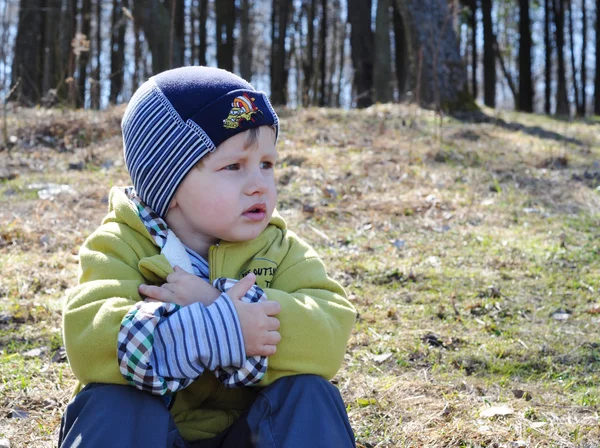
1, 0, 600, 447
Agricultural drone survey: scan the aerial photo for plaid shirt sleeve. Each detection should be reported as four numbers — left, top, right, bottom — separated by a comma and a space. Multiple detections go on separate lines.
117, 279, 268, 395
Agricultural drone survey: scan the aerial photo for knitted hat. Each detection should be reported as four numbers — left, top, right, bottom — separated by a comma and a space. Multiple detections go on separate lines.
121, 66, 279, 218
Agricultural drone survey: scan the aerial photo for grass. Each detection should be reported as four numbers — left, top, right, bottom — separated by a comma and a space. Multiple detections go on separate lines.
1, 104, 599, 447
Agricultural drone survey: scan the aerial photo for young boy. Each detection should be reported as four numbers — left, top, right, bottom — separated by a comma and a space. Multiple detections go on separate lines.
59, 66, 357, 447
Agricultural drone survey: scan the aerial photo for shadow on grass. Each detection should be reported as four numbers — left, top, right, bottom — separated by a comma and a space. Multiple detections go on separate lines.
451, 110, 587, 147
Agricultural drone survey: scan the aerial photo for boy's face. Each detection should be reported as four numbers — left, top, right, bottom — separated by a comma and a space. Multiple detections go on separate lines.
166, 126, 278, 251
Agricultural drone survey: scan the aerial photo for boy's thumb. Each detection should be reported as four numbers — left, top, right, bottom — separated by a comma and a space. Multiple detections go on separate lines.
227, 273, 256, 301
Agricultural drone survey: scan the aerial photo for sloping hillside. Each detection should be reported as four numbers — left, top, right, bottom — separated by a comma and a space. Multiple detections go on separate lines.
1, 104, 599, 447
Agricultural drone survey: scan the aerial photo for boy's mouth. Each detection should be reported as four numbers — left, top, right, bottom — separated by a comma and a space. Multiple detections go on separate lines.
242, 203, 267, 221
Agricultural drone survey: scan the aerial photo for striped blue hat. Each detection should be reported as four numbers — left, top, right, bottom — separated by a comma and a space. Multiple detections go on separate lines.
122, 66, 279, 218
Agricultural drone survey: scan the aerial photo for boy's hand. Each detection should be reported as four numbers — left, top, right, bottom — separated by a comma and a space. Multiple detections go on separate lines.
227, 273, 281, 357
139, 266, 221, 306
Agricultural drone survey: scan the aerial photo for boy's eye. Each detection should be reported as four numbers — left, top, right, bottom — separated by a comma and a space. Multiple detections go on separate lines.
260, 161, 274, 170
223, 163, 240, 171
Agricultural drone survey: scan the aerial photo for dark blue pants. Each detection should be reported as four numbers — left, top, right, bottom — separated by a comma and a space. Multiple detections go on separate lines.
59, 375, 355, 448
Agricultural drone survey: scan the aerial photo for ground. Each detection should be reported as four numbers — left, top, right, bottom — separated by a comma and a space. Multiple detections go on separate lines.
0, 104, 599, 447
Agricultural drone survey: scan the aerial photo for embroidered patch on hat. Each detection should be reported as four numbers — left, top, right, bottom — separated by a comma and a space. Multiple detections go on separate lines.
223, 93, 262, 129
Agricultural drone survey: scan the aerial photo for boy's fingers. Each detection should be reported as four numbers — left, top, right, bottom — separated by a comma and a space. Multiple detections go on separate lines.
261, 345, 277, 356
262, 301, 281, 316
139, 284, 173, 302
227, 273, 257, 300
266, 317, 280, 331
265, 331, 281, 346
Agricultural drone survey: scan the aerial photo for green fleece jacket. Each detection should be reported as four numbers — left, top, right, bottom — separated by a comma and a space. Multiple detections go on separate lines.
63, 187, 356, 441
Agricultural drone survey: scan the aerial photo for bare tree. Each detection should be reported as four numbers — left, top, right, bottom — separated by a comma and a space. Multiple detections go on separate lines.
518, 0, 533, 112
133, 0, 182, 74
348, 0, 374, 107
595, 0, 600, 115
481, 0, 496, 107
77, 0, 92, 108
544, 0, 552, 114
239, 0, 253, 81
215, 0, 235, 71
11, 0, 44, 104
394, 0, 470, 110
470, 0, 477, 99
109, 0, 128, 104
302, 0, 316, 105
270, 0, 291, 105
392, 1, 409, 100
317, 0, 327, 106
374, 0, 393, 103
580, 0, 587, 115
554, 0, 569, 115
567, 0, 580, 114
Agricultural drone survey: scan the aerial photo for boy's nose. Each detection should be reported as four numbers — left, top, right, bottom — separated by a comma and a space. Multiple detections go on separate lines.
244, 170, 269, 196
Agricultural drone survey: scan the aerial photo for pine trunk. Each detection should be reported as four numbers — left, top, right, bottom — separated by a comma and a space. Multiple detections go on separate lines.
348, 0, 374, 108
77, 0, 92, 108
544, 0, 552, 114
215, 0, 235, 72
374, 0, 392, 103
567, 0, 580, 114
133, 0, 182, 74
302, 0, 316, 106
319, 0, 327, 106
109, 0, 127, 104
198, 0, 208, 66
554, 0, 569, 116
11, 0, 44, 104
470, 0, 477, 99
595, 0, 600, 115
580, 0, 587, 115
270, 0, 290, 105
481, 0, 496, 107
392, 2, 409, 100
239, 0, 252, 81
518, 0, 533, 112
394, 0, 471, 110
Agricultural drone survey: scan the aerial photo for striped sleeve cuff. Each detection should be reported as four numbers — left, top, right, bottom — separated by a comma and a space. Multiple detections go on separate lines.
150, 293, 246, 377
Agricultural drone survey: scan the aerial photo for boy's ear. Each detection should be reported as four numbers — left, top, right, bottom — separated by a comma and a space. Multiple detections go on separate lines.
168, 196, 178, 210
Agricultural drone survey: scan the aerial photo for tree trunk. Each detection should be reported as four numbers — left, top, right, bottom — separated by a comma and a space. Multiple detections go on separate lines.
394, 0, 471, 110
481, 0, 495, 107
42, 0, 60, 97
109, 0, 127, 104
567, 0, 580, 114
174, 0, 185, 66
595, 0, 600, 115
580, 0, 587, 116
132, 5, 142, 90
518, 0, 533, 112
554, 0, 569, 115
302, 0, 316, 106
392, 1, 409, 100
215, 0, 235, 72
11, 0, 44, 104
318, 0, 327, 106
239, 0, 252, 81
348, 0, 373, 108
328, 0, 341, 106
374, 0, 393, 103
270, 0, 290, 105
470, 0, 477, 99
133, 0, 182, 75
198, 0, 208, 66
77, 0, 92, 108
544, 0, 552, 114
